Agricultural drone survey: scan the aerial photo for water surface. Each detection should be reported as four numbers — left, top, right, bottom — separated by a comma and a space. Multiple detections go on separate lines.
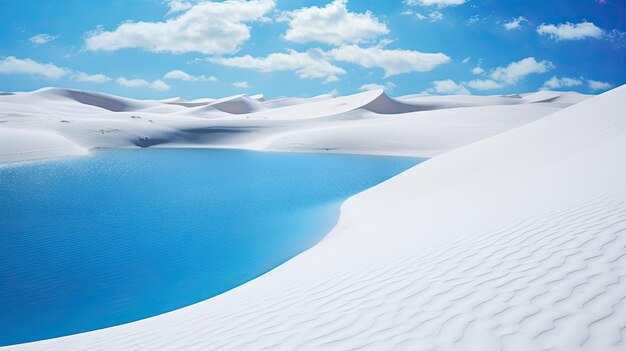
0, 148, 422, 346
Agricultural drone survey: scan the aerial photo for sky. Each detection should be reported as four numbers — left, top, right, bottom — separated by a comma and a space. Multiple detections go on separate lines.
0, 0, 624, 99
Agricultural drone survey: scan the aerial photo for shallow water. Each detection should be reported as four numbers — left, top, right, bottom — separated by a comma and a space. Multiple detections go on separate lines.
0, 148, 422, 346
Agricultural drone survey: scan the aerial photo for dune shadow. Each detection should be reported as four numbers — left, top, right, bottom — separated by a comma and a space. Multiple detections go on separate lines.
176, 126, 261, 143
67, 90, 132, 112
134, 126, 261, 148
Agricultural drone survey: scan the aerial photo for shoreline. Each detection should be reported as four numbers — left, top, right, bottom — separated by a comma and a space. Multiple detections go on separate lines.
0, 145, 426, 168
2, 149, 410, 347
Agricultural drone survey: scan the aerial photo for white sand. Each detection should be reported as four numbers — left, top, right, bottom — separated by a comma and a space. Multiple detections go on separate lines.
0, 128, 87, 163
0, 87, 587, 162
2, 85, 626, 350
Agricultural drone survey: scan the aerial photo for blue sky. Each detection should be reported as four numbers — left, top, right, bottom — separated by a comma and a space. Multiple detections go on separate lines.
0, 0, 624, 99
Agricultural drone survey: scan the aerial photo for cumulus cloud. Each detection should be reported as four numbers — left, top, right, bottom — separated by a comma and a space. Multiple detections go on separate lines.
282, 0, 388, 45
466, 79, 503, 90
0, 56, 68, 79
587, 79, 612, 91
73, 72, 111, 83
149, 79, 171, 91
329, 45, 451, 77
490, 57, 554, 85
471, 66, 484, 75
359, 82, 396, 91
541, 76, 583, 90
209, 49, 346, 83
166, 0, 192, 15
116, 77, 170, 90
85, 0, 275, 54
537, 21, 604, 41
116, 77, 149, 88
459, 57, 554, 93
29, 33, 58, 44
233, 81, 250, 88
405, 0, 466, 7
210, 45, 450, 82
425, 79, 470, 95
503, 16, 527, 30
163, 70, 217, 82
541, 76, 612, 92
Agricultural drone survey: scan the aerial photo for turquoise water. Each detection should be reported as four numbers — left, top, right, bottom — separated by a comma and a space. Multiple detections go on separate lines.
0, 148, 422, 346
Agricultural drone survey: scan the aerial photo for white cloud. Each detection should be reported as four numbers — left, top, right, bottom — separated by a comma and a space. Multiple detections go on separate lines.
606, 29, 626, 46
150, 79, 171, 91
540, 76, 613, 91
462, 57, 471, 64
542, 76, 583, 90
466, 79, 503, 90
405, 0, 466, 7
210, 49, 346, 83
587, 79, 612, 91
464, 57, 553, 92
163, 70, 217, 82
537, 21, 604, 41
428, 11, 443, 21
211, 45, 450, 82
233, 81, 249, 88
327, 88, 339, 97
541, 76, 612, 92
359, 82, 396, 91
503, 16, 527, 30
471, 66, 484, 75
490, 57, 554, 85
29, 33, 58, 44
465, 15, 482, 25
116, 77, 170, 90
329, 45, 451, 77
116, 77, 149, 88
73, 72, 111, 83
166, 0, 192, 15
85, 0, 275, 54
0, 56, 68, 79
426, 79, 470, 95
403, 10, 442, 22
282, 0, 388, 45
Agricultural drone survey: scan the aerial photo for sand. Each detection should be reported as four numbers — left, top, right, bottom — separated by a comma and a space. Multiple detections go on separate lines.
0, 87, 588, 162
2, 85, 626, 350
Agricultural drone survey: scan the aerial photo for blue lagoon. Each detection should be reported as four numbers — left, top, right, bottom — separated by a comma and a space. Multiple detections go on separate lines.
0, 148, 422, 345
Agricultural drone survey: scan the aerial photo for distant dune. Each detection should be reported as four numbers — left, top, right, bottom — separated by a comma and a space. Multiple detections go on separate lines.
0, 87, 591, 162
2, 85, 625, 350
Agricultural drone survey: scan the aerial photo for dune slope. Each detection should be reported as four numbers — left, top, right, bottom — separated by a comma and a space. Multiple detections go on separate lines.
0, 128, 87, 163
5, 86, 625, 350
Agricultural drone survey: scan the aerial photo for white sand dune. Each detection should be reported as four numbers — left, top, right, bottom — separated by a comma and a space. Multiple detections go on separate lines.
0, 87, 588, 161
2, 85, 625, 350
204, 94, 261, 114
266, 103, 564, 157
0, 127, 87, 163
29, 87, 155, 112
